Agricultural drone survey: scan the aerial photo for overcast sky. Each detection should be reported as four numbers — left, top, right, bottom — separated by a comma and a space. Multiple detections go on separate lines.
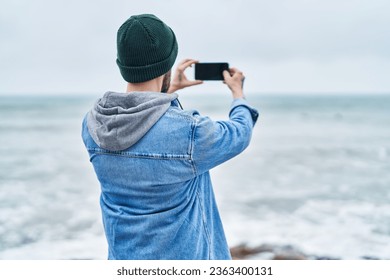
1, 0, 389, 95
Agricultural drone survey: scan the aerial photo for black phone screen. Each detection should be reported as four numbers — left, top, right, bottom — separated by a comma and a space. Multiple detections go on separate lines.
194, 63, 229, 81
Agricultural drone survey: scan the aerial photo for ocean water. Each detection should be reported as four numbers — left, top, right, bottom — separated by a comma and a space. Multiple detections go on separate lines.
0, 93, 389, 259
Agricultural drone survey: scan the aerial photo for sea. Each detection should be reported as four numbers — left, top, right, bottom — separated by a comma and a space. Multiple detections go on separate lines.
0, 93, 389, 260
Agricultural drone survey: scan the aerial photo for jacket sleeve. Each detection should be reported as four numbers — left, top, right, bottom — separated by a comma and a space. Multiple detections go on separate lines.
191, 98, 259, 175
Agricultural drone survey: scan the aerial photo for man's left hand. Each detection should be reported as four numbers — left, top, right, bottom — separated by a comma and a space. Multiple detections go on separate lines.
167, 59, 203, 93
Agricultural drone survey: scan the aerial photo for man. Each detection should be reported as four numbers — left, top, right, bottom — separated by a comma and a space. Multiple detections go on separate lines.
82, 14, 258, 260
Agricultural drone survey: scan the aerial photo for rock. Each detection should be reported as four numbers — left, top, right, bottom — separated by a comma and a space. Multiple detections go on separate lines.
230, 244, 264, 260
230, 243, 381, 260
230, 243, 308, 260
230, 243, 343, 260
273, 252, 306, 260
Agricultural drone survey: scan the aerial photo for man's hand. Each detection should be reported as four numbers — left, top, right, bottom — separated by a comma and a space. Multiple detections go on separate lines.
167, 59, 203, 93
223, 68, 245, 99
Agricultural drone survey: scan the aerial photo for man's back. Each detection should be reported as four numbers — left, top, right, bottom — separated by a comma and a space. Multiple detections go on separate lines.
82, 91, 258, 259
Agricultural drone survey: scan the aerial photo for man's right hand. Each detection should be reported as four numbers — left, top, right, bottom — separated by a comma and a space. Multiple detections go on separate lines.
223, 68, 245, 99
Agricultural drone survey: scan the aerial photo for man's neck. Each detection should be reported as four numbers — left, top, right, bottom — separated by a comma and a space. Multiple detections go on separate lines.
126, 77, 163, 93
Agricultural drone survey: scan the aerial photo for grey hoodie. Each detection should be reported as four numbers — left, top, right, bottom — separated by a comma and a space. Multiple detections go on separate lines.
87, 91, 178, 151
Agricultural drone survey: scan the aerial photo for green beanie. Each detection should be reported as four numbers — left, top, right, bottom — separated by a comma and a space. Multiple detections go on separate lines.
116, 14, 178, 83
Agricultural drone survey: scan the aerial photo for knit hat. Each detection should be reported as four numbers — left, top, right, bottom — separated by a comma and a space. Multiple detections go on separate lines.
116, 14, 178, 83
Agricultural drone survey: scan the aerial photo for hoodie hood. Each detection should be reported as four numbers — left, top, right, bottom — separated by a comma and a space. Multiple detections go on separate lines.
87, 91, 178, 151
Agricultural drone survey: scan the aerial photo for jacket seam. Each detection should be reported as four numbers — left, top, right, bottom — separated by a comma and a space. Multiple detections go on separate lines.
89, 149, 190, 160
195, 188, 212, 259
189, 118, 198, 176
165, 109, 195, 121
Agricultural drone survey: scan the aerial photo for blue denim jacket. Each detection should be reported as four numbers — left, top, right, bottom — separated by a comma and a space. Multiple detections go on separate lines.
82, 93, 258, 260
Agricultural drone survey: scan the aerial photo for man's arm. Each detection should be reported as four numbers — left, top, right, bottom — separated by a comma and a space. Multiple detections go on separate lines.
191, 66, 259, 175
191, 101, 258, 175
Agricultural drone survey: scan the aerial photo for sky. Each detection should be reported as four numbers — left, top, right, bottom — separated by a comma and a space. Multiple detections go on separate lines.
1, 0, 389, 95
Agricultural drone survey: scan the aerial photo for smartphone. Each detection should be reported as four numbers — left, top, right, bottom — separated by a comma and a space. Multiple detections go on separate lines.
194, 62, 229, 81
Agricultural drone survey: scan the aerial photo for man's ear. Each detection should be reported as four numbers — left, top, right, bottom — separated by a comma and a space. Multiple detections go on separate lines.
161, 70, 172, 93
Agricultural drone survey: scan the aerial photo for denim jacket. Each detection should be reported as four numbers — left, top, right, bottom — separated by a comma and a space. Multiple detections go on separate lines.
82, 91, 258, 260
